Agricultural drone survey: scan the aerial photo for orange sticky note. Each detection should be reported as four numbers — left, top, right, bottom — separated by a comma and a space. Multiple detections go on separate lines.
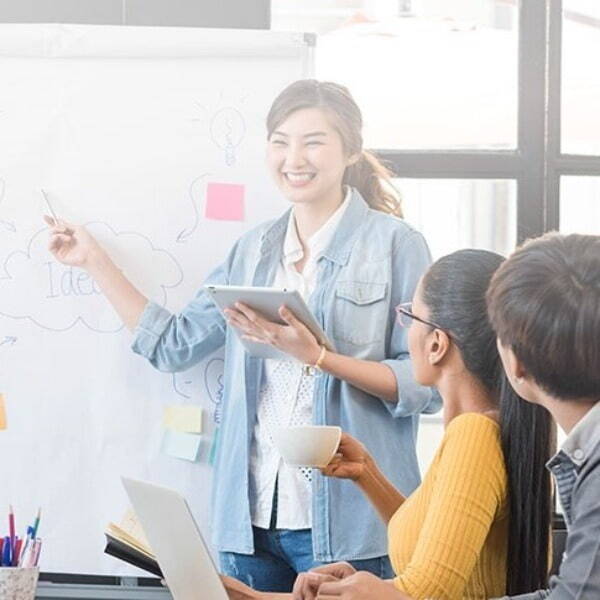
205, 182, 245, 221
0, 394, 6, 430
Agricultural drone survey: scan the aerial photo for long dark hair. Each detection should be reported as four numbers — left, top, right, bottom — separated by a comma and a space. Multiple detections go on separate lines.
422, 249, 553, 595
266, 79, 402, 217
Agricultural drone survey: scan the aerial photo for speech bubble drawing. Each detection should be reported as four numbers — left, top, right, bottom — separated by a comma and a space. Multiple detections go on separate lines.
0, 222, 183, 333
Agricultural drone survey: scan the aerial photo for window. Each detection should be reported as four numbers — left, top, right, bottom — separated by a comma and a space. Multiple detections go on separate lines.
396, 178, 516, 259
561, 1, 600, 155
272, 0, 600, 472
560, 176, 600, 233
274, 1, 519, 150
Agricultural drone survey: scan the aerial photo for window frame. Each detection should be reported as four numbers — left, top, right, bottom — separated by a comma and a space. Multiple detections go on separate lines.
369, 0, 600, 244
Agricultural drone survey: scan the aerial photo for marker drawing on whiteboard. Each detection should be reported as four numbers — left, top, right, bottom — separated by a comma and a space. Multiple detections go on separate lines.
177, 173, 210, 244
0, 336, 17, 347
189, 101, 208, 123
210, 107, 246, 167
1, 223, 183, 333
0, 178, 16, 233
204, 358, 225, 425
171, 372, 192, 399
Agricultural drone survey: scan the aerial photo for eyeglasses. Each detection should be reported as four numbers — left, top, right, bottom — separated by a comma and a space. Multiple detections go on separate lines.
395, 302, 439, 329
395, 302, 456, 341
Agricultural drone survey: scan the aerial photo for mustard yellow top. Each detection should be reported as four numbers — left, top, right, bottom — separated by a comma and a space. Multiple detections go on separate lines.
388, 413, 508, 599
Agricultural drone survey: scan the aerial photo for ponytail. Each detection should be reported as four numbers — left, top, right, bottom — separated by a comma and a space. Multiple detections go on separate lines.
422, 249, 553, 595
500, 376, 554, 594
344, 150, 403, 217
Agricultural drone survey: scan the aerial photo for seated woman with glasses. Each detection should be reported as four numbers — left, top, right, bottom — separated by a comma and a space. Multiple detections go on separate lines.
288, 249, 555, 600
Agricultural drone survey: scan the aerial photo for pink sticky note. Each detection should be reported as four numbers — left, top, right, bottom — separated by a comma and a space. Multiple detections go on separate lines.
205, 182, 245, 221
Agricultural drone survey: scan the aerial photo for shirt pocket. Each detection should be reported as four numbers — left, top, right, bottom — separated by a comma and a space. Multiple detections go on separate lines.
331, 281, 388, 347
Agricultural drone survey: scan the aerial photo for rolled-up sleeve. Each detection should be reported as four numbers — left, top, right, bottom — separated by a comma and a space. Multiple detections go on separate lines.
131, 250, 233, 372
382, 230, 442, 418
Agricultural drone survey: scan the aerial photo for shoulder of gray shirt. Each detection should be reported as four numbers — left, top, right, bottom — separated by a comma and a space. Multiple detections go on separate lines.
495, 433, 600, 600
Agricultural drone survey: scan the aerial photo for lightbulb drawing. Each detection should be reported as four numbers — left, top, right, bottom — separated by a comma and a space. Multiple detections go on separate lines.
210, 107, 246, 167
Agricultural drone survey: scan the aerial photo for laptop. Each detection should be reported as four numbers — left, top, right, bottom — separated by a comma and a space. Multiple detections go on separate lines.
122, 477, 228, 600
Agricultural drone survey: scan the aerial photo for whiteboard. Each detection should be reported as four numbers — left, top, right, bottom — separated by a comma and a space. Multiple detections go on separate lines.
0, 23, 313, 575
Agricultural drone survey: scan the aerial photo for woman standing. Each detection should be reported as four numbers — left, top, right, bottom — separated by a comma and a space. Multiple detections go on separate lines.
46, 80, 440, 592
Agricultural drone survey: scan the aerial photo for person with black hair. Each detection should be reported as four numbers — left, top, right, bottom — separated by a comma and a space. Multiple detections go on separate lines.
289, 233, 600, 600
486, 232, 600, 599
288, 249, 554, 600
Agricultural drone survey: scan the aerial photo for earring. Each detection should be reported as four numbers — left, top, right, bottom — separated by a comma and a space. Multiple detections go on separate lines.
516, 377, 525, 385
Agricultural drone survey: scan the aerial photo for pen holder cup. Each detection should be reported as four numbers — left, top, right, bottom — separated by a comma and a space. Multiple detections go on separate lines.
0, 567, 40, 600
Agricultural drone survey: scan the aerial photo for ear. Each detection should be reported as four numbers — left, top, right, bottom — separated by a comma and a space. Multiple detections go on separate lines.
497, 338, 539, 403
497, 338, 526, 381
427, 329, 451, 366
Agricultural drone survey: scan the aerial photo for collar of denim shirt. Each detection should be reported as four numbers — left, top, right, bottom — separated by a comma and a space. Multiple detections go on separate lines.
283, 186, 351, 266
556, 401, 600, 467
260, 187, 370, 267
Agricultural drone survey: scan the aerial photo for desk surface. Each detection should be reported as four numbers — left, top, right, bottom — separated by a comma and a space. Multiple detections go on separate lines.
36, 574, 172, 600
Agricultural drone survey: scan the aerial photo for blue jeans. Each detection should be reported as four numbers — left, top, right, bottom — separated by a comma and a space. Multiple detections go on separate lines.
220, 527, 394, 592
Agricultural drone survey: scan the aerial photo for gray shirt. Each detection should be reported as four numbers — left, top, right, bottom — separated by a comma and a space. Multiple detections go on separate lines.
504, 402, 600, 599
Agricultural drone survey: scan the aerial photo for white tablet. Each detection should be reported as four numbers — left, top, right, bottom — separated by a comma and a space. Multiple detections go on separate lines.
205, 285, 335, 360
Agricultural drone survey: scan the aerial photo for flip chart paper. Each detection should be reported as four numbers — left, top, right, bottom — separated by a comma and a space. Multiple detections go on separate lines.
163, 405, 202, 433
205, 182, 245, 221
161, 430, 202, 462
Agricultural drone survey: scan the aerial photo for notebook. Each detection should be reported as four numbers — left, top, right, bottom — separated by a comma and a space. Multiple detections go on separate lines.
104, 508, 162, 577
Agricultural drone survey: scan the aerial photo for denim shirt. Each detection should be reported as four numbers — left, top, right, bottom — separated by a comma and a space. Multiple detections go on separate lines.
132, 189, 441, 560
502, 402, 600, 599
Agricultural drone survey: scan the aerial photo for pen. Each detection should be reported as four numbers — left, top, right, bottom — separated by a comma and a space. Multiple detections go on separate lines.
2, 535, 10, 567
23, 539, 41, 568
18, 527, 33, 567
8, 505, 15, 561
12, 537, 21, 566
31, 508, 41, 539
33, 538, 42, 567
41, 189, 60, 225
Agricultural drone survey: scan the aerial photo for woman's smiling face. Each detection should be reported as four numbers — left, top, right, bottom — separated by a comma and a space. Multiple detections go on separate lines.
266, 107, 353, 206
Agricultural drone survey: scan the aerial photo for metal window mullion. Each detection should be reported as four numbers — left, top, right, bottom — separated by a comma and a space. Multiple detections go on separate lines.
375, 151, 523, 180
546, 0, 563, 231
553, 155, 600, 175
517, 0, 549, 243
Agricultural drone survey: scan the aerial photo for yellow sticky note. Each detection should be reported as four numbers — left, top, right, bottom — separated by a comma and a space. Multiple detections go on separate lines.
0, 394, 6, 430
163, 405, 202, 433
